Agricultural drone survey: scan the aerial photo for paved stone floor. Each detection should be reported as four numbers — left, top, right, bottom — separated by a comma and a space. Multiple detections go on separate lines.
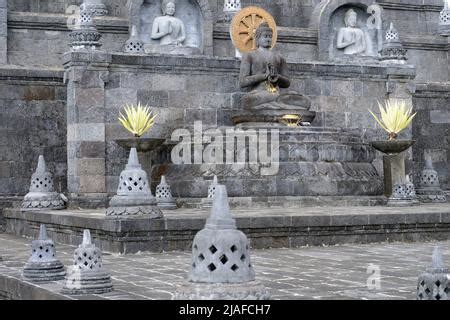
0, 233, 448, 300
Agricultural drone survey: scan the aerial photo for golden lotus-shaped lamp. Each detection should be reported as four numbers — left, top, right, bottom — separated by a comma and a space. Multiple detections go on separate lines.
280, 114, 301, 127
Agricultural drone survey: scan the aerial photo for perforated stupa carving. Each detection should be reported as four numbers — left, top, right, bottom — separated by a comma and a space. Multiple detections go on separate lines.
417, 246, 449, 300
62, 230, 113, 295
22, 224, 66, 282
387, 175, 419, 206
416, 156, 447, 203
155, 176, 177, 209
380, 22, 408, 64
22, 155, 66, 210
201, 175, 219, 208
69, 7, 102, 50
106, 147, 163, 217
124, 25, 145, 53
174, 185, 270, 300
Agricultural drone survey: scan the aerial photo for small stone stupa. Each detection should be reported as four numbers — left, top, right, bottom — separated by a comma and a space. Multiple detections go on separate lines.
22, 155, 66, 210
174, 185, 270, 300
124, 25, 145, 54
106, 147, 163, 217
387, 175, 420, 207
439, 1, 450, 36
380, 22, 408, 64
201, 175, 219, 209
417, 246, 449, 300
69, 7, 102, 50
155, 176, 177, 210
416, 156, 447, 203
22, 224, 66, 282
62, 230, 113, 295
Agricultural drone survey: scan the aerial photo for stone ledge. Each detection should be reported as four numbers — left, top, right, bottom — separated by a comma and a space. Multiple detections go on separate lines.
63, 50, 416, 80
0, 275, 72, 300
8, 11, 128, 33
0, 65, 63, 83
4, 204, 450, 254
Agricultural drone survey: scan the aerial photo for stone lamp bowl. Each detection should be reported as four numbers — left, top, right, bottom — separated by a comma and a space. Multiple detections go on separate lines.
371, 139, 416, 155
116, 138, 166, 152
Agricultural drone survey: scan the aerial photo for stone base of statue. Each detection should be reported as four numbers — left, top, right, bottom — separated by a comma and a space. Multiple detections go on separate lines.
232, 92, 316, 126
416, 190, 447, 203
144, 44, 201, 56
153, 127, 383, 198
22, 261, 66, 282
22, 192, 66, 210
233, 109, 317, 127
62, 270, 114, 295
173, 281, 271, 300
106, 196, 163, 217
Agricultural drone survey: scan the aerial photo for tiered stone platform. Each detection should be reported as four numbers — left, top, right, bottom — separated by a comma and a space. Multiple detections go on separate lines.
4, 203, 450, 254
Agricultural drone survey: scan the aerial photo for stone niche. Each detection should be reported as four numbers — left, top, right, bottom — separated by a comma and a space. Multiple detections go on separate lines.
311, 0, 384, 62
128, 0, 213, 55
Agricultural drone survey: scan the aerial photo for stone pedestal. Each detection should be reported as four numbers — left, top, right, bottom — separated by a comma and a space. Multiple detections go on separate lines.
383, 154, 405, 197
62, 230, 113, 295
156, 127, 382, 198
22, 225, 66, 282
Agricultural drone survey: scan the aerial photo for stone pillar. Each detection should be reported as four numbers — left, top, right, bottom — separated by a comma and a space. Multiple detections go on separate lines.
0, 0, 7, 64
64, 51, 111, 208
383, 154, 405, 197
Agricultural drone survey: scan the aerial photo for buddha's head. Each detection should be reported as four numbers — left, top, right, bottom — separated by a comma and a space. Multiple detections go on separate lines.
255, 22, 273, 49
162, 0, 176, 16
344, 9, 357, 28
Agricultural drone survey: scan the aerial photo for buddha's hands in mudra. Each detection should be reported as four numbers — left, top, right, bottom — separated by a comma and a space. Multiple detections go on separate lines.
266, 63, 279, 84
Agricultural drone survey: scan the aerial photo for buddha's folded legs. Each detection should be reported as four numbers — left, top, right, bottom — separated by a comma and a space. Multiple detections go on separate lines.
276, 92, 311, 109
242, 90, 311, 111
241, 90, 279, 110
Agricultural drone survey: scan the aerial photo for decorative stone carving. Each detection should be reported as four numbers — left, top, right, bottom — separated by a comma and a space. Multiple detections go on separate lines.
380, 23, 408, 64
80, 0, 108, 16
174, 185, 270, 300
439, 0, 450, 36
69, 8, 102, 50
143, 0, 201, 55
124, 25, 145, 53
218, 0, 242, 23
156, 176, 177, 210
22, 225, 66, 282
106, 148, 163, 217
416, 156, 447, 203
336, 9, 368, 56
387, 175, 420, 207
62, 230, 113, 295
201, 175, 219, 209
22, 155, 66, 210
417, 246, 449, 300
311, 1, 383, 61
231, 20, 316, 126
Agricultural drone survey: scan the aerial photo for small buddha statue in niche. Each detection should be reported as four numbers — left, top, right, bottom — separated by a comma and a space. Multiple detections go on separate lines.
233, 22, 315, 126
151, 0, 186, 46
336, 9, 367, 55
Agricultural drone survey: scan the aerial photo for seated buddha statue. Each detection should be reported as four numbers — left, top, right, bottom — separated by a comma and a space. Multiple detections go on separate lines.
145, 0, 200, 55
233, 22, 315, 126
336, 9, 368, 56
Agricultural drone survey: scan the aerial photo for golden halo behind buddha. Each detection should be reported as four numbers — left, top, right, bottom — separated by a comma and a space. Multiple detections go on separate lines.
230, 6, 278, 53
